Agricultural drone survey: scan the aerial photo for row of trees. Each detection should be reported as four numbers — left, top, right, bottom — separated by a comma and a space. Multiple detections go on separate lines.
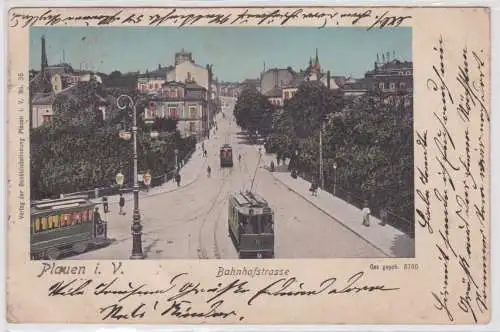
30, 80, 196, 199
234, 82, 414, 228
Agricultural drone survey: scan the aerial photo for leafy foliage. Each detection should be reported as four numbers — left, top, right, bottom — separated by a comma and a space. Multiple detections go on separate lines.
246, 83, 414, 225
233, 88, 274, 136
30, 82, 195, 199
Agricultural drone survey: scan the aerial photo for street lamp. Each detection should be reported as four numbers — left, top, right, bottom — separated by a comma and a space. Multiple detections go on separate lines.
333, 162, 338, 196
116, 94, 144, 260
174, 149, 179, 170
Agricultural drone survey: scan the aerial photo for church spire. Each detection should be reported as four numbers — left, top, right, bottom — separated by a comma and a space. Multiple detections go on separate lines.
41, 35, 48, 70
315, 48, 319, 64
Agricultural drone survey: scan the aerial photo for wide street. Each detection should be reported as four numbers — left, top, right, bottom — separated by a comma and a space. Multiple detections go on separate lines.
72, 99, 385, 259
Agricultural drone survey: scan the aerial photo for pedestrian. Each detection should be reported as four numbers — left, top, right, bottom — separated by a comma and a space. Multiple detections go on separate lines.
102, 196, 109, 213
362, 201, 371, 227
204, 149, 207, 157
310, 179, 318, 196
93, 207, 102, 224
238, 154, 242, 163
119, 193, 125, 215
175, 172, 181, 187
202, 142, 205, 151
207, 165, 212, 178
379, 208, 388, 226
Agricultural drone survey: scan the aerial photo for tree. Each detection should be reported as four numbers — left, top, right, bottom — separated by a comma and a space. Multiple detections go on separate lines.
285, 82, 343, 139
233, 88, 274, 135
30, 81, 195, 199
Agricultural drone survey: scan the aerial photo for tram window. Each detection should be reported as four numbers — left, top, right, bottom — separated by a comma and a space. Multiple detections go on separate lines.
262, 215, 273, 233
34, 217, 41, 233
239, 214, 253, 233
41, 216, 48, 230
250, 216, 260, 234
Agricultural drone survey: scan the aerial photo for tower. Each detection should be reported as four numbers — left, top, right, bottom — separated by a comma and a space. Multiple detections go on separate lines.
41, 35, 48, 70
38, 35, 52, 94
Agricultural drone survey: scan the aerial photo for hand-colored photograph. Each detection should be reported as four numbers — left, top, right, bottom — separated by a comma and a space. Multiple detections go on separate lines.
28, 26, 414, 260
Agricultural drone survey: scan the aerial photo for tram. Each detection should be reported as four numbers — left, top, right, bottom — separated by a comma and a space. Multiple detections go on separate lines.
30, 195, 110, 260
220, 144, 234, 168
228, 191, 275, 259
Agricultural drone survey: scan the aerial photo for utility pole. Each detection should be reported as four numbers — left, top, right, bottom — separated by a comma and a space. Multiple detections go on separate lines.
319, 123, 324, 189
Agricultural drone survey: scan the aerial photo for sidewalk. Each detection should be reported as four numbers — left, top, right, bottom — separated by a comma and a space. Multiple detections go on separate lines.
70, 143, 209, 260
91, 143, 207, 206
261, 155, 414, 258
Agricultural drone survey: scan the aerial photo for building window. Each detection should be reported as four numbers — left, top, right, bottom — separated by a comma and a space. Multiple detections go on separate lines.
189, 106, 198, 119
400, 82, 406, 90
42, 115, 52, 123
379, 82, 385, 90
169, 89, 178, 98
284, 91, 290, 99
389, 83, 396, 91
189, 122, 196, 132
168, 107, 179, 119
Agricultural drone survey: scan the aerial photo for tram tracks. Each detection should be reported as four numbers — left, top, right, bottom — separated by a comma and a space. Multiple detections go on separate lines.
197, 173, 229, 259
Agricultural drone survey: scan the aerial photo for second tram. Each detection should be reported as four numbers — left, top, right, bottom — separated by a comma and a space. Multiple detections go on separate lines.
228, 191, 275, 259
30, 195, 110, 260
220, 144, 234, 167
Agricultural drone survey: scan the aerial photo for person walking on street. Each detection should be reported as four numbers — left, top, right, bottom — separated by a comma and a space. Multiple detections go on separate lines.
119, 194, 125, 215
207, 165, 212, 178
102, 196, 109, 213
238, 154, 242, 163
175, 172, 181, 187
362, 201, 371, 227
310, 178, 318, 196
204, 149, 207, 157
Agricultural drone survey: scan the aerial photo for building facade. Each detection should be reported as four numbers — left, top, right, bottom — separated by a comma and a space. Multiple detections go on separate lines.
260, 68, 294, 96
31, 93, 56, 128
364, 53, 413, 94
145, 81, 208, 139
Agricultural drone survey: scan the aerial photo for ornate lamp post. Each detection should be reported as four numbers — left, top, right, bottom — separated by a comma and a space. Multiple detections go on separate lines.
333, 162, 338, 196
116, 94, 144, 260
174, 148, 179, 170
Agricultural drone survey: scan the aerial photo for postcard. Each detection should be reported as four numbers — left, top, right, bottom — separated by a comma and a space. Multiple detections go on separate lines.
5, 5, 491, 324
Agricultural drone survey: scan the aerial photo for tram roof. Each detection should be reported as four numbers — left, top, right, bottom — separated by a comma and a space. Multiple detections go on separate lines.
31, 195, 94, 211
231, 191, 269, 208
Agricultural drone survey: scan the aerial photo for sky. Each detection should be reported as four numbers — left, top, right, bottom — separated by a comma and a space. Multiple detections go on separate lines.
30, 27, 411, 82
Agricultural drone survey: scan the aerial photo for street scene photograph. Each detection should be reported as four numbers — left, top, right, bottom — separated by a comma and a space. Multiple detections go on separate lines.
28, 26, 414, 260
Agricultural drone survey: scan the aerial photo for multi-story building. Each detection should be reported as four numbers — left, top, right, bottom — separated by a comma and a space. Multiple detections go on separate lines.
260, 68, 294, 96
145, 81, 208, 140
140, 50, 215, 137
364, 52, 413, 94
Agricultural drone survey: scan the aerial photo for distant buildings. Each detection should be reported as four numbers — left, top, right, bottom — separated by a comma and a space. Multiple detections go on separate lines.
259, 49, 340, 107
364, 52, 413, 93
29, 35, 107, 128
240, 49, 413, 106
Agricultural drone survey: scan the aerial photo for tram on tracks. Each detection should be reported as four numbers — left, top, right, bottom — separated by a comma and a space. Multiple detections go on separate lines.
220, 144, 234, 168
30, 195, 110, 260
228, 191, 275, 259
